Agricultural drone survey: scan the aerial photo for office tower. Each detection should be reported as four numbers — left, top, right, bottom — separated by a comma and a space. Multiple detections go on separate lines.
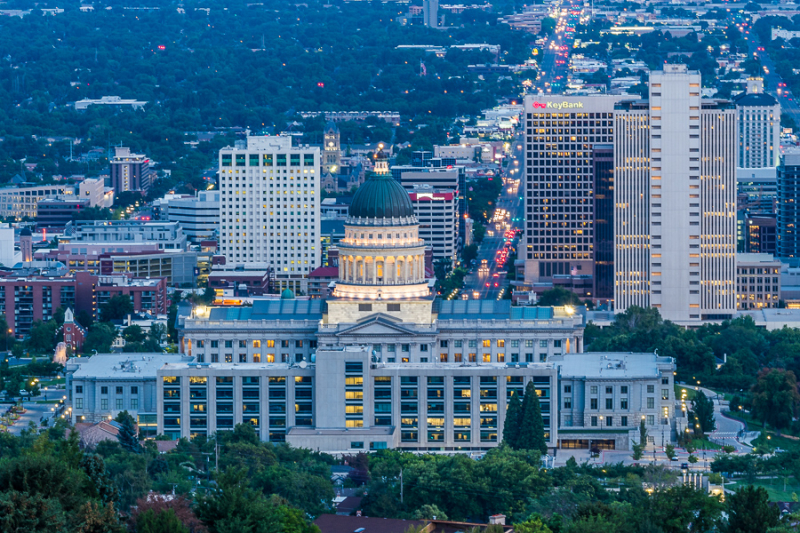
110, 147, 152, 193
522, 95, 628, 284
778, 151, 800, 258
409, 185, 459, 266
218, 136, 320, 293
744, 214, 777, 254
322, 121, 341, 174
591, 144, 614, 303
392, 152, 467, 253
166, 190, 221, 244
615, 65, 737, 324
423, 0, 438, 27
733, 78, 781, 169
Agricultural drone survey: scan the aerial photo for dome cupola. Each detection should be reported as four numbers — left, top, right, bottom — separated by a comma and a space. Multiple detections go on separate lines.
347, 174, 415, 224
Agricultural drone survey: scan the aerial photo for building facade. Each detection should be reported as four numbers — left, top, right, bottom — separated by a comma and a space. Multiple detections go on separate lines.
161, 173, 678, 452
63, 220, 187, 251
0, 271, 167, 338
522, 94, 630, 284
409, 186, 459, 266
166, 190, 220, 244
0, 184, 71, 219
614, 65, 737, 324
778, 151, 800, 258
733, 78, 781, 169
110, 147, 152, 193
67, 353, 190, 426
736, 253, 782, 310
322, 122, 341, 174
218, 136, 321, 293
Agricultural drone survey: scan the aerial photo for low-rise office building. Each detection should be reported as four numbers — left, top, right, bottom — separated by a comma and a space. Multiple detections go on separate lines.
0, 184, 72, 219
67, 353, 192, 433
736, 253, 782, 310
63, 220, 187, 251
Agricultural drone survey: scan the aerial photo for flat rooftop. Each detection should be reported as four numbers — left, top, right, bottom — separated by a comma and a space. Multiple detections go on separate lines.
552, 352, 672, 379
70, 353, 192, 379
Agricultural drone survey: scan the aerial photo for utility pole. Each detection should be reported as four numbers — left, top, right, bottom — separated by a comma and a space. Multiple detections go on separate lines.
400, 469, 403, 504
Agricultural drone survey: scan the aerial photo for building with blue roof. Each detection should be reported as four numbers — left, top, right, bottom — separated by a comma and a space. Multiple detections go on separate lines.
163, 173, 676, 454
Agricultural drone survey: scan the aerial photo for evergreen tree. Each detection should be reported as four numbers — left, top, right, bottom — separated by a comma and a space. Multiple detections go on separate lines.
115, 411, 141, 454
503, 390, 522, 449
518, 381, 547, 454
135, 509, 189, 533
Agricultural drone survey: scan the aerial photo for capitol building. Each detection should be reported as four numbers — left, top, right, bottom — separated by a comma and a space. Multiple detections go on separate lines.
159, 173, 677, 453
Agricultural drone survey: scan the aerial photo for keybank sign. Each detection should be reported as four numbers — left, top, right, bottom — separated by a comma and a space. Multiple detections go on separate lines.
532, 101, 584, 110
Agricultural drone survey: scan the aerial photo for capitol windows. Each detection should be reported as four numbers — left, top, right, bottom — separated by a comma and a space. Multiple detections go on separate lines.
469, 353, 477, 362
482, 340, 491, 348
454, 353, 462, 363
482, 354, 491, 363
253, 354, 261, 363
497, 340, 505, 348
253, 340, 261, 348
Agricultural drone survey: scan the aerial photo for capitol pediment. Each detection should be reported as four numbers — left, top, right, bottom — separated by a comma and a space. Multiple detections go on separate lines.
335, 315, 419, 337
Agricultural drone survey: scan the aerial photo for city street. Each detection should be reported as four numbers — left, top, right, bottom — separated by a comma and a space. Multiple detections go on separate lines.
748, 31, 800, 126
695, 385, 750, 453
463, 136, 525, 299
5, 386, 67, 435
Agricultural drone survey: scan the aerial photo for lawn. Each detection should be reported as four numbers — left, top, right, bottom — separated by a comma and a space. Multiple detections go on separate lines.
675, 384, 697, 401
39, 378, 65, 387
728, 479, 800, 502
689, 438, 721, 451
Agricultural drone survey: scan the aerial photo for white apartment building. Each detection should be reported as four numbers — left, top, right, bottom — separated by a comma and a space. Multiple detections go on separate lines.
218, 136, 320, 293
0, 184, 72, 219
78, 178, 109, 207
409, 185, 459, 266
733, 78, 781, 169
167, 190, 220, 244
615, 65, 737, 324
63, 220, 187, 251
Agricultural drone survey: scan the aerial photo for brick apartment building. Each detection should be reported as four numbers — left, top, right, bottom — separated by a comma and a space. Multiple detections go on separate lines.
0, 271, 167, 338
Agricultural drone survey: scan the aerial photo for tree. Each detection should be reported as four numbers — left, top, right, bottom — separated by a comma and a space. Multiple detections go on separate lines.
82, 322, 117, 354
665, 444, 676, 460
503, 390, 522, 449
688, 454, 699, 464
750, 368, 800, 432
722, 485, 779, 533
195, 468, 280, 533
518, 381, 547, 454
130, 495, 204, 533
135, 509, 189, 533
537, 286, 584, 308
689, 391, 716, 437
100, 295, 134, 322
26, 319, 58, 354
123, 325, 146, 344
462, 243, 478, 264
632, 418, 648, 460
515, 516, 553, 533
412, 504, 448, 521
74, 501, 126, 533
115, 410, 141, 454
80, 453, 119, 504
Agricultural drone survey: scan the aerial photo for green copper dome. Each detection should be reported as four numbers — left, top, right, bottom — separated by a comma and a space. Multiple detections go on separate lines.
280, 288, 295, 299
348, 174, 415, 221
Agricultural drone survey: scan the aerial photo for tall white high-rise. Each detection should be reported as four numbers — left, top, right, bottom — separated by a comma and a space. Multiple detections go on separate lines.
615, 65, 737, 324
734, 78, 781, 169
218, 136, 321, 293
423, 0, 439, 27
